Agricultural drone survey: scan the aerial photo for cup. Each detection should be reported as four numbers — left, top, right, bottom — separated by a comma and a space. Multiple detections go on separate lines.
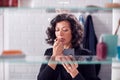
102, 34, 118, 58
117, 46, 120, 59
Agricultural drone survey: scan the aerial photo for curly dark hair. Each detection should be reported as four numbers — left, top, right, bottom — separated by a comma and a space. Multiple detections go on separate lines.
46, 13, 83, 48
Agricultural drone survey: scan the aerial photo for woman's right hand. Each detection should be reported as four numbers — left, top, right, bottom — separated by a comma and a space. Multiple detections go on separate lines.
52, 38, 64, 57
48, 38, 64, 70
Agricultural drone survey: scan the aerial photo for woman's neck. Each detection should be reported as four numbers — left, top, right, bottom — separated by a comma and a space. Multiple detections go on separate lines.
64, 43, 72, 49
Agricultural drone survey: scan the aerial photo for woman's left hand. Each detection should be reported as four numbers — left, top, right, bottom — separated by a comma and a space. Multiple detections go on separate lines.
60, 56, 79, 78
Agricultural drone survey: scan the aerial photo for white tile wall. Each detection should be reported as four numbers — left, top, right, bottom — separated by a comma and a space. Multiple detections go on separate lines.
0, 62, 4, 80
36, 0, 111, 7
0, 9, 3, 54
1, 0, 113, 80
92, 12, 113, 39
0, 9, 4, 80
99, 64, 111, 80
4, 63, 41, 80
4, 9, 53, 56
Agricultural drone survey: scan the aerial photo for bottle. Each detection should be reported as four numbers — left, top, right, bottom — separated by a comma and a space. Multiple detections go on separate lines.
96, 35, 107, 60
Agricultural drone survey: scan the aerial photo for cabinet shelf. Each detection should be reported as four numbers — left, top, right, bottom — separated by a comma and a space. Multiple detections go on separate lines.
0, 7, 114, 14
0, 6, 115, 10
0, 56, 118, 64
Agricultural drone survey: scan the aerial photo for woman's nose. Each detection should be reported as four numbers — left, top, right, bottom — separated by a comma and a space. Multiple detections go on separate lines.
59, 31, 63, 36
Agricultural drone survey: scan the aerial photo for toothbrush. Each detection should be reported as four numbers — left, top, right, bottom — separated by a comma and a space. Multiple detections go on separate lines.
114, 19, 120, 35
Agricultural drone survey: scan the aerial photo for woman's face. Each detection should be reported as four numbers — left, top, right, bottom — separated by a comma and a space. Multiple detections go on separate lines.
55, 21, 72, 46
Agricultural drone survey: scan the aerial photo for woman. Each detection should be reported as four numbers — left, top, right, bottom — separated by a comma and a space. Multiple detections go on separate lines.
37, 13, 100, 80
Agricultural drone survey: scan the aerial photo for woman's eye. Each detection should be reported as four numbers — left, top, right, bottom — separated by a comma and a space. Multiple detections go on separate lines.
63, 29, 68, 32
55, 29, 59, 31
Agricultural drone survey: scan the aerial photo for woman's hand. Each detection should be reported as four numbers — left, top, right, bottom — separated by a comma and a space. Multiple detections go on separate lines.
48, 38, 64, 70
58, 55, 79, 78
52, 38, 64, 57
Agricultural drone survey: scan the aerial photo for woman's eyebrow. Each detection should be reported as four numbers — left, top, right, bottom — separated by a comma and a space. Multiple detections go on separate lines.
62, 26, 70, 28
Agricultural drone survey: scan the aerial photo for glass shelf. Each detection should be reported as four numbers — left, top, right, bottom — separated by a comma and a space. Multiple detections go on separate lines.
0, 0, 117, 13
0, 7, 114, 15
0, 55, 117, 64
0, 6, 116, 10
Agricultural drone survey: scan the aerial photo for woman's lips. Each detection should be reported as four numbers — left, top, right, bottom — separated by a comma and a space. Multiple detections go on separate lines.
60, 38, 65, 42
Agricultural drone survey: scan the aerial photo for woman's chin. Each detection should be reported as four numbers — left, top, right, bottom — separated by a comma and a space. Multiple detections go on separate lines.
62, 42, 66, 45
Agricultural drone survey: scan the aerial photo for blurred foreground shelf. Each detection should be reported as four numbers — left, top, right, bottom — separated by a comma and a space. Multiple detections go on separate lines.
0, 55, 118, 64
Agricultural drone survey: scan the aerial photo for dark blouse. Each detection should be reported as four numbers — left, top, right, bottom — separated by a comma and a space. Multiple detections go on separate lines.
37, 47, 100, 80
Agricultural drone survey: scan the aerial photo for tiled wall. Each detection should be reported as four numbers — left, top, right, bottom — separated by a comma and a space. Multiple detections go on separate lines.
0, 11, 4, 80
0, 10, 3, 54
0, 62, 4, 80
33, 0, 109, 7
0, 0, 113, 80
4, 63, 40, 80
3, 9, 52, 55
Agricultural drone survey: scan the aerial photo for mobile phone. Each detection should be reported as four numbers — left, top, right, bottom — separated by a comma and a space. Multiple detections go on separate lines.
63, 49, 74, 56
